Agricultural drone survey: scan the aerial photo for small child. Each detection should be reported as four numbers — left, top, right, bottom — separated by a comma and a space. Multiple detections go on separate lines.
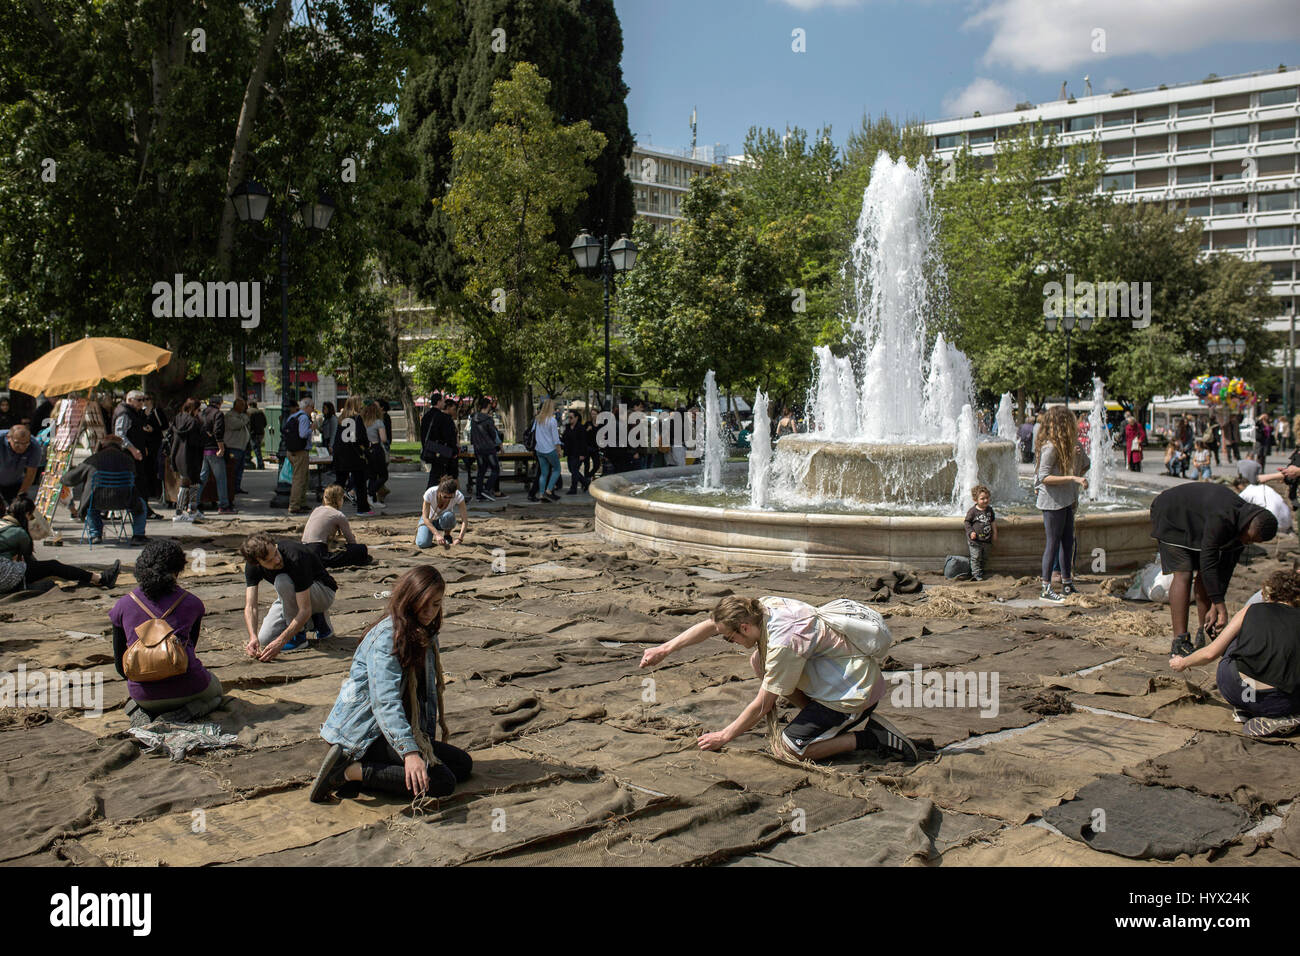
1191, 440, 1212, 481
964, 484, 997, 582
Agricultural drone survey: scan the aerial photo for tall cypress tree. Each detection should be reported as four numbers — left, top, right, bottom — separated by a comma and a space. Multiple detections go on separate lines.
399, 0, 634, 302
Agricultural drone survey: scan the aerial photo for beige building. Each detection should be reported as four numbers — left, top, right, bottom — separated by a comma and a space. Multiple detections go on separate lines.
627, 142, 730, 235
926, 66, 1300, 404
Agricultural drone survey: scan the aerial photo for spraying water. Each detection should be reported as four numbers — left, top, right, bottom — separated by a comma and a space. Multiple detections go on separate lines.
700, 370, 725, 490
995, 393, 1016, 443
951, 404, 980, 505
1087, 376, 1114, 502
747, 389, 772, 508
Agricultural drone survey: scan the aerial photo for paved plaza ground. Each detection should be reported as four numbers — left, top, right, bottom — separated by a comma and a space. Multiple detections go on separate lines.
2, 460, 1300, 866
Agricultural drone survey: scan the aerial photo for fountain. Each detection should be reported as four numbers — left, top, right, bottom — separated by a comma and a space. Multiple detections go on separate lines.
995, 393, 1017, 444
591, 156, 1156, 571
1087, 377, 1115, 502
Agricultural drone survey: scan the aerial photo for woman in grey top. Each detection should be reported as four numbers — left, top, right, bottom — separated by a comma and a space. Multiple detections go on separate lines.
1034, 405, 1090, 602
225, 398, 252, 495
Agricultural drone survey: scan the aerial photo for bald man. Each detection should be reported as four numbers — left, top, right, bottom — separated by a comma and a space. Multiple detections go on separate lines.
0, 425, 44, 504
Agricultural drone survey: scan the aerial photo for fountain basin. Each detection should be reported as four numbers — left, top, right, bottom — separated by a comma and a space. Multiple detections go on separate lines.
592, 464, 1155, 573
773, 435, 1018, 504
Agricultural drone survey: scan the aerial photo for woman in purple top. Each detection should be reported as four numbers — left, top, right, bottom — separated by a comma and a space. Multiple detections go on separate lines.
108, 538, 223, 717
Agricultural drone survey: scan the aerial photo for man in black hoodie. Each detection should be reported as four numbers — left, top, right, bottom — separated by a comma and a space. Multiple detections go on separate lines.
420, 392, 458, 490
1150, 482, 1278, 657
469, 397, 502, 501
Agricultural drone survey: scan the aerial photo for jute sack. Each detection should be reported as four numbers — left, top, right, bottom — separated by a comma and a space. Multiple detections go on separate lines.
812, 599, 892, 658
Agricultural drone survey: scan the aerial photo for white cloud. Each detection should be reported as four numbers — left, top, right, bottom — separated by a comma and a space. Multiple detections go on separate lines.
942, 77, 1019, 116
969, 0, 1300, 72
776, 0, 867, 10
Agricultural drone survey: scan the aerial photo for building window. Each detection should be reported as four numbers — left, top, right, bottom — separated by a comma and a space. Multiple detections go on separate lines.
1260, 154, 1297, 177
1260, 87, 1299, 107
1037, 120, 1062, 134
1066, 115, 1096, 132
1135, 135, 1167, 156
1269, 261, 1294, 282
1212, 195, 1248, 216
1102, 172, 1134, 191
1212, 126, 1250, 147
1178, 198, 1211, 218
1214, 229, 1246, 250
1102, 139, 1132, 158
1102, 111, 1133, 127
1136, 167, 1168, 188
1259, 120, 1296, 142
970, 130, 995, 145
1137, 106, 1168, 123
1177, 165, 1211, 185
1179, 100, 1211, 117
936, 133, 961, 149
1177, 130, 1211, 151
1259, 191, 1297, 212
1258, 226, 1296, 248
1214, 93, 1250, 113
1212, 162, 1243, 182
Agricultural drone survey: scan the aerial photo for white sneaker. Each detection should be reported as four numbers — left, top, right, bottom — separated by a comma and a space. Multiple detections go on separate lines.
171, 513, 186, 523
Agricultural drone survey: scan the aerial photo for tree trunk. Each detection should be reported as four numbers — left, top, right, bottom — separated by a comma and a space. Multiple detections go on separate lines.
214, 0, 293, 280
1015, 386, 1026, 425
502, 387, 529, 444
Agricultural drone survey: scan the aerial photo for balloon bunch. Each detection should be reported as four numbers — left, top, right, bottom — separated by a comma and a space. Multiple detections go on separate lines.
1190, 375, 1257, 410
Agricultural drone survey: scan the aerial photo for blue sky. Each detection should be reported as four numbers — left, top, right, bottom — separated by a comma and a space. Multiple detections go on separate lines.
614, 0, 1300, 154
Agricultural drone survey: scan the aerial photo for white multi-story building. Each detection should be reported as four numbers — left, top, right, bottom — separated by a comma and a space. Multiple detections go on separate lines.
626, 142, 730, 235
926, 66, 1300, 403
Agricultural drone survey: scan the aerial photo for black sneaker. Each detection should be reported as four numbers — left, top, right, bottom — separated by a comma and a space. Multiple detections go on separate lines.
1170, 633, 1195, 657
1061, 582, 1077, 596
130, 534, 148, 546
1193, 626, 1207, 650
308, 743, 351, 803
99, 560, 121, 590
475, 494, 493, 502
1041, 584, 1065, 602
862, 714, 920, 763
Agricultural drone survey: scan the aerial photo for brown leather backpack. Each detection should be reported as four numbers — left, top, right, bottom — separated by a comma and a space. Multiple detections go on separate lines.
123, 592, 189, 682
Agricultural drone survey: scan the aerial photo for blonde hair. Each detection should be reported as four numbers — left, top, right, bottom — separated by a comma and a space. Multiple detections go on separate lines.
711, 595, 764, 634
971, 484, 991, 501
534, 398, 556, 426
323, 484, 344, 508
1036, 405, 1079, 476
362, 402, 382, 427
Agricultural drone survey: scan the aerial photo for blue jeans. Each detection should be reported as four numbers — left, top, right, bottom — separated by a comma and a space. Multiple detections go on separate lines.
229, 447, 247, 493
87, 497, 148, 538
416, 510, 457, 548
537, 449, 561, 495
198, 451, 229, 509
1195, 465, 1212, 480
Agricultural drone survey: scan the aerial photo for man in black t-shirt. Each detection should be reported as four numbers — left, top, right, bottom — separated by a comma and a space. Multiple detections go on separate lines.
240, 532, 337, 661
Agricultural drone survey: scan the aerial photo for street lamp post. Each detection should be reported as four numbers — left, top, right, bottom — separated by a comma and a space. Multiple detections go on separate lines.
1207, 336, 1247, 374
230, 179, 334, 507
1044, 301, 1093, 403
571, 230, 637, 412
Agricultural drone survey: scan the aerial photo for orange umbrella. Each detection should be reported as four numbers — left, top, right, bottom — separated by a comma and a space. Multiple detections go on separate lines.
8, 336, 172, 396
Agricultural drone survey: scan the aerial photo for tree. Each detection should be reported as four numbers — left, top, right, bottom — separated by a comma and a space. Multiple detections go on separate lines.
399, 0, 633, 303
440, 61, 605, 433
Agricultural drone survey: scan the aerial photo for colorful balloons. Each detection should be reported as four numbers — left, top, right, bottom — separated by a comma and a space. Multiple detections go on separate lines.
1190, 375, 1256, 411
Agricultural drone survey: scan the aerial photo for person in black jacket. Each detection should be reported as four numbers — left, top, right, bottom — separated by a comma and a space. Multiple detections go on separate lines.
248, 401, 267, 469
1150, 482, 1278, 657
62, 435, 150, 544
562, 408, 590, 494
170, 399, 205, 520
469, 397, 502, 502
420, 392, 458, 489
197, 396, 233, 514
330, 397, 372, 516
1171, 570, 1300, 738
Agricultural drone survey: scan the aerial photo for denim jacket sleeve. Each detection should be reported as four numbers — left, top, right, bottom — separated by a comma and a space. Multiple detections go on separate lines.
366, 630, 419, 756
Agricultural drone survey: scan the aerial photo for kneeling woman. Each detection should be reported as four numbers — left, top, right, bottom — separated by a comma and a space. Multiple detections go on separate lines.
640, 595, 919, 763
310, 565, 473, 801
1170, 569, 1300, 739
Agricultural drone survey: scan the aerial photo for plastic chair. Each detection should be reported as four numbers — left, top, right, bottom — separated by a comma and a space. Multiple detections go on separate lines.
80, 470, 136, 546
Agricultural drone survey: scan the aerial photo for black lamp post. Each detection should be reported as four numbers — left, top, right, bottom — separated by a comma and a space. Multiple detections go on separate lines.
1044, 300, 1093, 403
571, 230, 637, 411
1207, 336, 1247, 372
230, 179, 335, 507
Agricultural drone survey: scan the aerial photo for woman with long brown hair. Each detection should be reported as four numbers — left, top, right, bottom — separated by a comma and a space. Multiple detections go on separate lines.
1034, 404, 1090, 601
310, 564, 472, 802
639, 594, 917, 764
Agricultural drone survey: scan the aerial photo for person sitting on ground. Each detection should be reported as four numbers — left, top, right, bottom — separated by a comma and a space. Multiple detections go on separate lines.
0, 495, 120, 594
309, 565, 473, 802
964, 484, 997, 582
241, 531, 338, 660
1150, 481, 1278, 658
61, 435, 150, 545
639, 595, 919, 764
1171, 570, 1300, 738
1232, 476, 1293, 536
302, 484, 370, 568
108, 538, 223, 722
1191, 440, 1213, 481
416, 476, 468, 549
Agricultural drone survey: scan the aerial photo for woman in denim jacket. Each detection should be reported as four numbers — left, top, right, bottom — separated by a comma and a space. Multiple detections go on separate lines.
310, 564, 472, 801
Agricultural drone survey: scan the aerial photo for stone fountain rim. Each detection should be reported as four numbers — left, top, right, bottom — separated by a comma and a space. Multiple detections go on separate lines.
591, 463, 1153, 530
